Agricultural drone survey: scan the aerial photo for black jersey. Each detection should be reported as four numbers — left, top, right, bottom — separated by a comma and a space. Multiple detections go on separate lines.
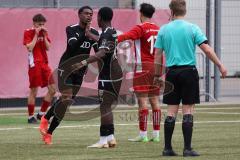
59, 24, 99, 66
98, 27, 122, 80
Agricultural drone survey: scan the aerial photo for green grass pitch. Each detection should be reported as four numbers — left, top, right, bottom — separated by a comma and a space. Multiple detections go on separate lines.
0, 104, 240, 160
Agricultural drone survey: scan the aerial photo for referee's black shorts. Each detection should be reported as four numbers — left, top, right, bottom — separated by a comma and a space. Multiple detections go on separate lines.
163, 65, 200, 105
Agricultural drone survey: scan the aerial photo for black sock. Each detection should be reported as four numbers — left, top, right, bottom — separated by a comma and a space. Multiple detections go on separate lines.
45, 99, 59, 120
100, 124, 114, 136
182, 114, 193, 150
164, 116, 176, 150
47, 116, 61, 135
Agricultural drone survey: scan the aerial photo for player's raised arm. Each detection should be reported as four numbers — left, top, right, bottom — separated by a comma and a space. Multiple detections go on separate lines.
24, 27, 41, 52
118, 25, 143, 43
42, 27, 51, 51
85, 23, 99, 42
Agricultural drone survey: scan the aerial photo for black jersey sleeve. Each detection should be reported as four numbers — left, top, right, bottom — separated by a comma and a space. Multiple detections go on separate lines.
66, 26, 84, 48
98, 29, 116, 53
90, 28, 99, 53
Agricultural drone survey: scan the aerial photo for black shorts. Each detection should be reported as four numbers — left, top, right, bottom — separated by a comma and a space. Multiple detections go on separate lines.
98, 79, 122, 103
163, 65, 200, 105
57, 67, 86, 96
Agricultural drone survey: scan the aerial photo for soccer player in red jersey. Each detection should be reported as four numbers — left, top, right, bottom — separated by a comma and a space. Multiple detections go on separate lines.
118, 3, 162, 142
23, 14, 55, 124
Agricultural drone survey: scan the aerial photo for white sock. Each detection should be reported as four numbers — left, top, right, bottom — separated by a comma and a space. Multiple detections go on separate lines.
153, 130, 159, 138
139, 131, 147, 138
107, 134, 115, 141
38, 112, 45, 115
99, 136, 108, 144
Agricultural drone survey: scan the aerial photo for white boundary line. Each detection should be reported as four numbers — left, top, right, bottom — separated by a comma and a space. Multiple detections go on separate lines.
196, 112, 240, 115
0, 107, 240, 116
0, 120, 240, 131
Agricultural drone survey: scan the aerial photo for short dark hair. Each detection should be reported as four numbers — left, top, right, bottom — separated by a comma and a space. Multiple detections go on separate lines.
140, 3, 155, 18
32, 14, 46, 22
78, 6, 93, 15
98, 7, 113, 22
169, 0, 186, 16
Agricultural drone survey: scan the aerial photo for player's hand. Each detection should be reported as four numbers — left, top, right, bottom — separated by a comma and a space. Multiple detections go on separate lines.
153, 76, 165, 89
35, 27, 41, 35
85, 22, 99, 42
118, 40, 132, 50
219, 64, 227, 78
41, 27, 48, 36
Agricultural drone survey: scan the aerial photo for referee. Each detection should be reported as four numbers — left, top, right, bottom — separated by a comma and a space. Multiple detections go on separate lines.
154, 0, 227, 157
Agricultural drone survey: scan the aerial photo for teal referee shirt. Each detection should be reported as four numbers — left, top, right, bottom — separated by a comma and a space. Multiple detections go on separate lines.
154, 19, 207, 67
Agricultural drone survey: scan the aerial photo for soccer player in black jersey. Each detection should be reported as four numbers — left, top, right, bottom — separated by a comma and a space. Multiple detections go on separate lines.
73, 7, 123, 148
39, 6, 99, 145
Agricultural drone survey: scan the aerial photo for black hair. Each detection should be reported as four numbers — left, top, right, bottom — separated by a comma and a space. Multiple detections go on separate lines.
140, 3, 155, 18
32, 14, 46, 22
78, 6, 93, 15
98, 7, 113, 22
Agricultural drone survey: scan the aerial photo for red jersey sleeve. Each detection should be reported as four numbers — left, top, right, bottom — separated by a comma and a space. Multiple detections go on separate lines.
23, 30, 33, 45
118, 25, 143, 42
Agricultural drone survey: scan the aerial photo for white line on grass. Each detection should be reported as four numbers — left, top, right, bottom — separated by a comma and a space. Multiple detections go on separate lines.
0, 107, 240, 116
196, 112, 240, 115
0, 120, 240, 131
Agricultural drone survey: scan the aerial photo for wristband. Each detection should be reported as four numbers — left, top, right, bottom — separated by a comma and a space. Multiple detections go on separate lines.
81, 60, 88, 66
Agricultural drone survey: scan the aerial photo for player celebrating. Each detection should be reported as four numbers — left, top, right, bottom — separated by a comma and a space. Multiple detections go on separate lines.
73, 7, 123, 148
23, 14, 55, 124
118, 3, 162, 142
39, 6, 99, 145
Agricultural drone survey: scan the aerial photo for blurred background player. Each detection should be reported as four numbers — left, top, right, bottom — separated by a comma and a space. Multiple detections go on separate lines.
118, 3, 162, 142
23, 14, 55, 124
73, 7, 122, 148
154, 0, 227, 156
39, 6, 99, 145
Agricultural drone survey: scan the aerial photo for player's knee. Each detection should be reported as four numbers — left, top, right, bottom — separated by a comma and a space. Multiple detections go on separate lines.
149, 99, 160, 110
137, 98, 148, 108
164, 116, 176, 127
30, 88, 38, 97
182, 114, 193, 124
48, 88, 56, 96
61, 94, 72, 100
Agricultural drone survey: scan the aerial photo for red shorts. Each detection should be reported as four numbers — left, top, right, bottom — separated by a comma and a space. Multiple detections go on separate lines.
28, 63, 53, 88
133, 71, 160, 96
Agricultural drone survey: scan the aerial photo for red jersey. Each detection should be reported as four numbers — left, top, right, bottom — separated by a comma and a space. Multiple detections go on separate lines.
118, 22, 159, 72
23, 29, 51, 64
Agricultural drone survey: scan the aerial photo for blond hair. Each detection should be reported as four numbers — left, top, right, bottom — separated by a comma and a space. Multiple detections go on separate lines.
169, 0, 187, 16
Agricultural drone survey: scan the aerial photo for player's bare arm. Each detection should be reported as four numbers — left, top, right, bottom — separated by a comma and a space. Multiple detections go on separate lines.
118, 26, 142, 43
153, 48, 164, 87
199, 43, 227, 77
72, 48, 106, 70
42, 27, 50, 51
85, 22, 99, 42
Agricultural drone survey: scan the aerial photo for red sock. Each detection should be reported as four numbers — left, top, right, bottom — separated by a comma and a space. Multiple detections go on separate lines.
152, 109, 161, 130
40, 100, 50, 112
139, 108, 149, 131
28, 104, 35, 116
